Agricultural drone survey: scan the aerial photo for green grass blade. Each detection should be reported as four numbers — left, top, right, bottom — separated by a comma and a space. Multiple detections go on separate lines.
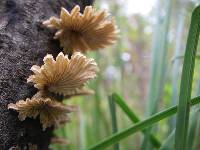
170, 0, 188, 131
143, 0, 172, 148
186, 78, 200, 150
108, 95, 119, 150
112, 93, 140, 122
91, 52, 103, 143
111, 93, 161, 148
172, 54, 200, 62
192, 110, 200, 150
88, 96, 200, 150
159, 130, 175, 150
187, 109, 200, 150
191, 80, 200, 150
175, 6, 200, 150
146, 0, 172, 117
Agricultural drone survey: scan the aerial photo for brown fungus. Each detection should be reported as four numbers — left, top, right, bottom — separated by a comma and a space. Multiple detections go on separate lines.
43, 5, 119, 53
8, 97, 76, 130
27, 52, 98, 97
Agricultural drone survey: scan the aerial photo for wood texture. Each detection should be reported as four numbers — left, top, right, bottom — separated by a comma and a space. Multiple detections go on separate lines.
0, 0, 93, 149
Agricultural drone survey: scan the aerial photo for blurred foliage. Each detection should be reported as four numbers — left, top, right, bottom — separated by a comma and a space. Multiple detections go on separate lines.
51, 0, 200, 149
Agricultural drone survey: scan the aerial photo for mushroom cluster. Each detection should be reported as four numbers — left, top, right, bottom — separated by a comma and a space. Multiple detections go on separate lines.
8, 4, 118, 140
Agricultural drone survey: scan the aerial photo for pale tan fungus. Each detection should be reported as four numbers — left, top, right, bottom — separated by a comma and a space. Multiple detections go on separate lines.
27, 52, 98, 97
8, 97, 76, 130
43, 5, 119, 53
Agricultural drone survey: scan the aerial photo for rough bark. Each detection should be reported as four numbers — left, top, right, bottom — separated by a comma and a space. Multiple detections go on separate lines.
0, 0, 93, 149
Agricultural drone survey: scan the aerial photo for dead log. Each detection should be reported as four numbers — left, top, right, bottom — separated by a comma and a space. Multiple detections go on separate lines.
0, 0, 93, 149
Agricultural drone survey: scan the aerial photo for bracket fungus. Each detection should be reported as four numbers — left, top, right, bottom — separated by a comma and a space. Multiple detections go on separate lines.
8, 52, 98, 130
8, 97, 76, 130
43, 5, 119, 53
6, 3, 119, 147
27, 52, 98, 97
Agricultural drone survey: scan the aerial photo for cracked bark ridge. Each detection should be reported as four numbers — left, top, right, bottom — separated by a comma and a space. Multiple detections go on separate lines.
0, 0, 94, 149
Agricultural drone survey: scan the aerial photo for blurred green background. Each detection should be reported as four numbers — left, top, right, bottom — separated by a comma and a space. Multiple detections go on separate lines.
51, 0, 200, 149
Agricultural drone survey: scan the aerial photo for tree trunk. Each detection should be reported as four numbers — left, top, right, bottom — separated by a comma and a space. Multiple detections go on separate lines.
0, 0, 93, 149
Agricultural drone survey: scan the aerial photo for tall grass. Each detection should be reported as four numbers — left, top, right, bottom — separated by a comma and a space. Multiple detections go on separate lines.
108, 95, 119, 150
52, 2, 200, 150
88, 4, 200, 150
170, 0, 188, 131
88, 96, 200, 150
142, 0, 172, 149
111, 93, 161, 148
175, 5, 200, 150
